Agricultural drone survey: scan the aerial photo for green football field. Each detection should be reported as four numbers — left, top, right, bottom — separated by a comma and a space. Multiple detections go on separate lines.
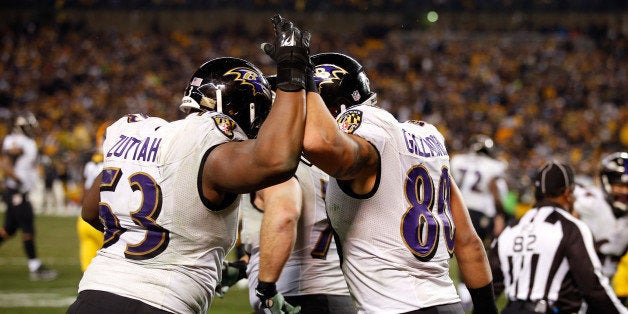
0, 215, 503, 313
0, 215, 252, 314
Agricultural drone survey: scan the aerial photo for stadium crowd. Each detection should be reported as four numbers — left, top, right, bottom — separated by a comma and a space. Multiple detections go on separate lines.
0, 9, 625, 209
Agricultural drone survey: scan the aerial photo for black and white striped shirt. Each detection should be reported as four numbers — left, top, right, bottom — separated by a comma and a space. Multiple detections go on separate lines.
489, 201, 627, 313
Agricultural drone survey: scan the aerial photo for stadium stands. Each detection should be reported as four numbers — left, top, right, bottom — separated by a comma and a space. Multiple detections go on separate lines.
0, 4, 625, 206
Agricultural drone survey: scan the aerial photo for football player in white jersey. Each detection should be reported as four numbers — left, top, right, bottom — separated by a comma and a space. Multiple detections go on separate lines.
449, 134, 509, 310
301, 51, 498, 313
233, 158, 354, 314
68, 17, 311, 314
573, 152, 628, 298
450, 134, 509, 248
0, 113, 58, 281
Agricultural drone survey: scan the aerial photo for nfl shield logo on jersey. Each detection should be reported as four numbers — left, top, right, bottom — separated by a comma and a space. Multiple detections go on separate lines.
213, 114, 237, 139
336, 109, 362, 134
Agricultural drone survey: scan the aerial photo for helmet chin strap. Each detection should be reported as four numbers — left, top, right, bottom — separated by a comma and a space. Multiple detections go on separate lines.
250, 103, 255, 125
216, 87, 223, 113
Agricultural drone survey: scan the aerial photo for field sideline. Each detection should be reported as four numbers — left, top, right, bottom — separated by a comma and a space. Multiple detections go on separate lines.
0, 214, 501, 313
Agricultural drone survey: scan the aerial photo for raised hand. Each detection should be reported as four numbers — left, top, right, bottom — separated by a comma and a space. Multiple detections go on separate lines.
260, 14, 312, 92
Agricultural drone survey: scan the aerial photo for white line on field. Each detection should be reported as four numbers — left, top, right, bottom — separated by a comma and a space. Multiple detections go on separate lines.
0, 292, 76, 307
0, 257, 79, 266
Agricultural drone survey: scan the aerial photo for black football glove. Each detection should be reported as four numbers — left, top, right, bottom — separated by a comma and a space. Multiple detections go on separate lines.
216, 260, 248, 298
261, 14, 312, 92
256, 280, 301, 314
221, 260, 248, 288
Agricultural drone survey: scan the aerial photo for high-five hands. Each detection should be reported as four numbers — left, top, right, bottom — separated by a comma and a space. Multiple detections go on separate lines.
261, 14, 312, 92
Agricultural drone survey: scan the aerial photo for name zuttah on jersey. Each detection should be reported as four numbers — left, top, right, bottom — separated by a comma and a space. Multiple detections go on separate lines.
78, 112, 247, 314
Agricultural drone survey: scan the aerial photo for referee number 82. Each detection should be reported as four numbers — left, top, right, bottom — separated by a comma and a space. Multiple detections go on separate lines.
513, 234, 537, 252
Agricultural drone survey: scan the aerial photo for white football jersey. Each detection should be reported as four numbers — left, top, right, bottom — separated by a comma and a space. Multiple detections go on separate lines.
2, 132, 39, 192
574, 184, 628, 277
242, 159, 350, 308
326, 105, 459, 313
78, 112, 246, 314
240, 192, 263, 258
450, 152, 508, 217
239, 189, 262, 310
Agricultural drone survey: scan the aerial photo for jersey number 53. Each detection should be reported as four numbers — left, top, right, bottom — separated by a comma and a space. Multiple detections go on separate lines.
99, 167, 170, 260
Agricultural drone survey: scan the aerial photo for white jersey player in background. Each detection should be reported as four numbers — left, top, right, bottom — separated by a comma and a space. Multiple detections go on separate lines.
233, 158, 354, 313
449, 134, 509, 310
573, 151, 628, 306
0, 113, 58, 281
302, 51, 498, 314
450, 134, 509, 247
68, 45, 309, 313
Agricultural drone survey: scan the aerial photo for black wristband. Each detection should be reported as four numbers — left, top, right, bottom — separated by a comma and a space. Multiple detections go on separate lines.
468, 281, 498, 314
305, 63, 318, 93
275, 46, 309, 92
276, 67, 306, 91
255, 280, 277, 301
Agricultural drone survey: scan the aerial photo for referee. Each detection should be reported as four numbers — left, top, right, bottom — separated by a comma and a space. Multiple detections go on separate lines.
489, 161, 627, 313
